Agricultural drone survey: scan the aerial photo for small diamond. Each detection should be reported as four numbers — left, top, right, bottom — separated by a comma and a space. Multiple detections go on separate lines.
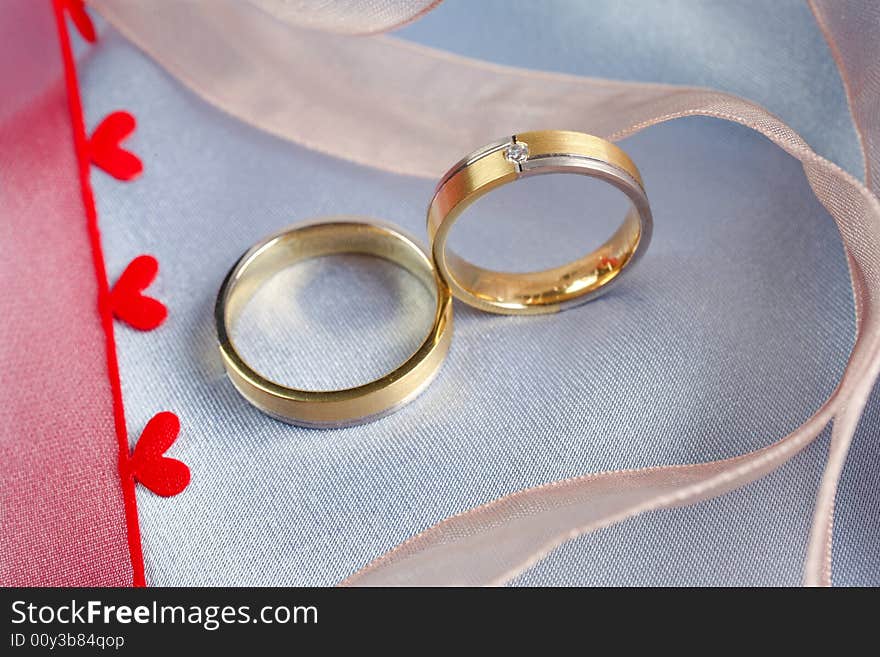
505, 141, 529, 164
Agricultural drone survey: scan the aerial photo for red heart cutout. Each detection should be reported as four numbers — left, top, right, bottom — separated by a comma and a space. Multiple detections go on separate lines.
110, 255, 167, 331
88, 112, 143, 181
64, 0, 96, 43
129, 412, 190, 497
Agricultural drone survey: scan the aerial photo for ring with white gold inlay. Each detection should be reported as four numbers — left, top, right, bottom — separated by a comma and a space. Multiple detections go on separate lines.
427, 130, 653, 315
215, 218, 453, 428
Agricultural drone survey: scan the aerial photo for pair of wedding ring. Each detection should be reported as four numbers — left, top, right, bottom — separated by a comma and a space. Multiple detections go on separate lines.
216, 130, 652, 427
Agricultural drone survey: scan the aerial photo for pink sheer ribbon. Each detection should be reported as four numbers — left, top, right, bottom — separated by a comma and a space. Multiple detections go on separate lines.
89, 0, 880, 586
243, 0, 442, 35
802, 0, 880, 585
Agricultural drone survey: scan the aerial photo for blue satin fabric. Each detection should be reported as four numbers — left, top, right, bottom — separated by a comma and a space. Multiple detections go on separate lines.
78, 0, 877, 585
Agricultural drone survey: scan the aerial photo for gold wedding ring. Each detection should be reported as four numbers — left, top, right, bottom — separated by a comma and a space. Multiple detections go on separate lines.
428, 130, 652, 314
215, 219, 453, 427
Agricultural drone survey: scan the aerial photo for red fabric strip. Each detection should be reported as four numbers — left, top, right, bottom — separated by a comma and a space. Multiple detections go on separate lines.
0, 0, 136, 585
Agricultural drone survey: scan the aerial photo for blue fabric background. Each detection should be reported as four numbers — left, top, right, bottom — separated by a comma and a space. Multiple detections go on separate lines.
78, 0, 878, 585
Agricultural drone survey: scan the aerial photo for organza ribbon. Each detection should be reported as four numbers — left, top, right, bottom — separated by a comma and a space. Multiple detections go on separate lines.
89, 0, 880, 586
243, 0, 441, 35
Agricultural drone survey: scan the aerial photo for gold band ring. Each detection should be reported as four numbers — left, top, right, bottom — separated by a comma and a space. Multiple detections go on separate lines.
427, 130, 653, 314
215, 219, 453, 427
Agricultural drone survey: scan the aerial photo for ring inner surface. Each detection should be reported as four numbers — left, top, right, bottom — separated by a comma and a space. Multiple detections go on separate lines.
223, 222, 439, 393
444, 178, 642, 308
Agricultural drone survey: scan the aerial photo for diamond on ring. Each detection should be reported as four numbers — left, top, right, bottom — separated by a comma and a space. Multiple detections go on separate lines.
505, 141, 529, 164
